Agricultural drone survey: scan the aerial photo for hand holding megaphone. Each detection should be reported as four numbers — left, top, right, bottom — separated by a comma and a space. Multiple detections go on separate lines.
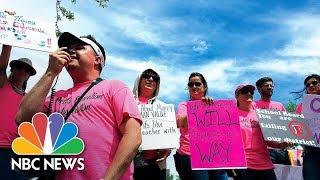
46, 47, 71, 76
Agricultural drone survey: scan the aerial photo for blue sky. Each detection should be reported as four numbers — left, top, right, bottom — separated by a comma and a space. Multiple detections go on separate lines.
4, 0, 320, 107
2, 0, 320, 178
62, 0, 320, 106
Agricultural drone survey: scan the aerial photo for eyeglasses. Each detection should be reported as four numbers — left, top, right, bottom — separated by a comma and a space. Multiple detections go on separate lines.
240, 88, 254, 95
141, 74, 159, 82
306, 80, 319, 88
188, 82, 202, 88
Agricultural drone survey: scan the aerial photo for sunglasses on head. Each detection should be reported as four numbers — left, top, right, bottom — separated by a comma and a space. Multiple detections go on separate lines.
188, 82, 202, 88
141, 73, 159, 82
306, 80, 319, 88
240, 88, 254, 95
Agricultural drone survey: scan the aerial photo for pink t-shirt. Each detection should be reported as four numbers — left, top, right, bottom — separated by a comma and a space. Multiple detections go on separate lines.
45, 80, 142, 180
238, 108, 274, 170
176, 101, 190, 155
0, 80, 23, 148
255, 99, 286, 111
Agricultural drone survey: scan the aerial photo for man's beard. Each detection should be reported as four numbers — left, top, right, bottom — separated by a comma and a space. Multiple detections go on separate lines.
262, 91, 272, 98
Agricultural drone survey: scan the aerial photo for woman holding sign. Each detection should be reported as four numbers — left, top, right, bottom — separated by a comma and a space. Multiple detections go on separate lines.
234, 84, 277, 180
294, 74, 320, 180
133, 68, 171, 180
0, 45, 36, 179
174, 72, 228, 180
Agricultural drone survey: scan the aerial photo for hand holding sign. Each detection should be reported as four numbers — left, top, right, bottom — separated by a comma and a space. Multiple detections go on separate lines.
0, 8, 57, 52
187, 100, 246, 170
256, 109, 318, 147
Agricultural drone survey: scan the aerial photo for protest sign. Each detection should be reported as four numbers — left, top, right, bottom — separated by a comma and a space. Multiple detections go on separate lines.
274, 164, 302, 180
139, 103, 179, 150
187, 100, 246, 170
256, 109, 317, 147
302, 94, 320, 145
0, 9, 57, 52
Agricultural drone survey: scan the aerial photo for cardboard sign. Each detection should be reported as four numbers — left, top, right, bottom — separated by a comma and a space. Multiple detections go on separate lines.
274, 164, 302, 180
187, 100, 247, 170
139, 103, 179, 150
0, 9, 57, 52
302, 94, 320, 145
256, 109, 317, 147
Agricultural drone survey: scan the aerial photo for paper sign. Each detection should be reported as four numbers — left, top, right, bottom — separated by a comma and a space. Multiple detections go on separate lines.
274, 164, 302, 180
0, 9, 57, 52
256, 109, 317, 147
139, 103, 179, 150
187, 100, 247, 170
302, 94, 320, 145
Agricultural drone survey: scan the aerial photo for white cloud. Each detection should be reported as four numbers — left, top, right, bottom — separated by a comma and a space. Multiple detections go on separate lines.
192, 40, 208, 53
266, 13, 320, 57
248, 58, 320, 75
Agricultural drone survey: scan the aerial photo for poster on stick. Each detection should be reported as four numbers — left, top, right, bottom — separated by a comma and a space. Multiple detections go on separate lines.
187, 100, 247, 170
0, 9, 57, 52
138, 103, 179, 150
302, 94, 320, 145
256, 109, 318, 147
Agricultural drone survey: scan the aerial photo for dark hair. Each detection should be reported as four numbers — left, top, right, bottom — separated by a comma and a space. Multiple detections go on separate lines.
138, 69, 160, 97
141, 69, 160, 82
188, 72, 208, 96
80, 35, 106, 72
256, 77, 273, 88
291, 74, 320, 99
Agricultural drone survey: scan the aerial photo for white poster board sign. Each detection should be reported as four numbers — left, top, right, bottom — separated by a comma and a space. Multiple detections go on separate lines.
0, 9, 57, 52
139, 103, 179, 150
302, 94, 320, 145
274, 164, 302, 180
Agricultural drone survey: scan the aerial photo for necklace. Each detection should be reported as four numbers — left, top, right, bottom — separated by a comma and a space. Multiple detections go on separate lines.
11, 84, 25, 95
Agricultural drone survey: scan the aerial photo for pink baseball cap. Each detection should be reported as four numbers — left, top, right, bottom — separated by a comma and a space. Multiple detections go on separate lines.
235, 84, 255, 96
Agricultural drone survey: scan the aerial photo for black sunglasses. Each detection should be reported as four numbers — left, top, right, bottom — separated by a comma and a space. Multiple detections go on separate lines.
240, 88, 254, 95
141, 74, 159, 82
63, 48, 74, 54
188, 82, 202, 88
306, 80, 319, 88
14, 64, 31, 73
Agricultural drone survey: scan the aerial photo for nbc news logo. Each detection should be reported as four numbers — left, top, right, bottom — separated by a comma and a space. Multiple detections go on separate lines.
11, 113, 85, 171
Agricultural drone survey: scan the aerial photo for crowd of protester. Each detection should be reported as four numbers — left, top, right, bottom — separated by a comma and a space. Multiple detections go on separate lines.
1, 32, 319, 180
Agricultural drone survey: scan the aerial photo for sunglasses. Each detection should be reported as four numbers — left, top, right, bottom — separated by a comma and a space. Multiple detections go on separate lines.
240, 88, 254, 95
188, 82, 202, 88
141, 74, 159, 82
14, 64, 31, 73
63, 48, 75, 54
306, 80, 319, 88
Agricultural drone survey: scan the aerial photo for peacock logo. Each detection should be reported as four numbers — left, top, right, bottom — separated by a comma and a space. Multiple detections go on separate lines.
12, 112, 84, 155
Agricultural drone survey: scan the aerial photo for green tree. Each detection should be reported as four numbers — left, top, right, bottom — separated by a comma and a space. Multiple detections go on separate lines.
55, 0, 109, 36
286, 101, 297, 112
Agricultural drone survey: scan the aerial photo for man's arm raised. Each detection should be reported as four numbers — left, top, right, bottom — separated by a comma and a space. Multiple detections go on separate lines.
0, 45, 12, 87
16, 48, 70, 124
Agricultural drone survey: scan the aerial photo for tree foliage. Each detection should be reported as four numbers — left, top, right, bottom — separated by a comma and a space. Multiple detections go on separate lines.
55, 0, 109, 36
286, 101, 297, 112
